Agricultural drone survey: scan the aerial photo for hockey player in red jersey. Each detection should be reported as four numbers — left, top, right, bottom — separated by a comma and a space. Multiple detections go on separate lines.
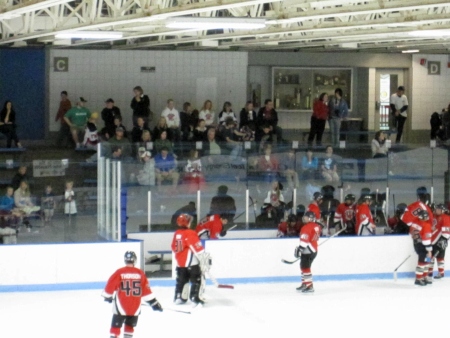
307, 191, 323, 221
172, 213, 207, 306
334, 194, 356, 235
411, 209, 432, 286
294, 211, 322, 293
277, 214, 301, 238
102, 251, 163, 338
429, 204, 450, 279
355, 194, 376, 235
401, 186, 433, 229
195, 213, 229, 239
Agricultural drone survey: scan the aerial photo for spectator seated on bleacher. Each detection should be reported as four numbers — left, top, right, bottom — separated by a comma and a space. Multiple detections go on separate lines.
218, 117, 244, 158
154, 130, 173, 155
82, 112, 99, 150
153, 116, 172, 141
154, 147, 179, 189
11, 165, 31, 191
280, 148, 299, 190
131, 117, 151, 144
136, 151, 155, 186
201, 127, 222, 156
301, 149, 319, 180
255, 123, 274, 154
193, 119, 208, 142
183, 149, 205, 193
320, 146, 340, 184
108, 126, 132, 158
14, 181, 40, 228
0, 186, 23, 227
258, 144, 279, 183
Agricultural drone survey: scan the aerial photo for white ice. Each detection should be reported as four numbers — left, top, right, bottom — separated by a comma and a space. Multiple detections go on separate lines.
2, 278, 448, 338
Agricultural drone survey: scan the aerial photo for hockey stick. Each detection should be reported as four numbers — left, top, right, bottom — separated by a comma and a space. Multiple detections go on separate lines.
326, 201, 331, 236
233, 197, 257, 222
142, 303, 192, 314
189, 245, 234, 289
281, 223, 348, 264
393, 254, 411, 282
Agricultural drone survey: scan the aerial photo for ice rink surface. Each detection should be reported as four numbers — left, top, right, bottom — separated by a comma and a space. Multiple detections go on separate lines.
2, 277, 449, 338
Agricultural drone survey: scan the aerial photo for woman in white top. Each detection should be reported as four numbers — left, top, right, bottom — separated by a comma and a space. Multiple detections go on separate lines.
371, 131, 388, 158
14, 181, 40, 215
199, 100, 215, 127
218, 101, 237, 126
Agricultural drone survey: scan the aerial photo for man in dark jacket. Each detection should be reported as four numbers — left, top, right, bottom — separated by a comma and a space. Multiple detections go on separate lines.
209, 185, 236, 222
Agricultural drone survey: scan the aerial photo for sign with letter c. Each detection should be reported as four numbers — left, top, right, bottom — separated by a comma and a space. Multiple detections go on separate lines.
54, 57, 69, 72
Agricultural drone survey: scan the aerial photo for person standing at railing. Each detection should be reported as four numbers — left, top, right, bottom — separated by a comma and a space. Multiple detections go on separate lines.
328, 88, 348, 147
307, 93, 329, 147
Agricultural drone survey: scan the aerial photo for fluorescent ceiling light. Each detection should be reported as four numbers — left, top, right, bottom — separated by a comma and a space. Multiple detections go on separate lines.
55, 31, 123, 39
408, 30, 450, 37
402, 49, 419, 53
166, 17, 266, 30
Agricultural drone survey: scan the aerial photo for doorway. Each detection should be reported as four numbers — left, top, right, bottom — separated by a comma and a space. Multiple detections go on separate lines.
375, 69, 407, 132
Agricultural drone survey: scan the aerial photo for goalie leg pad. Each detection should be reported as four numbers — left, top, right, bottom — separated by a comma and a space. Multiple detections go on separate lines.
188, 265, 203, 304
175, 267, 190, 302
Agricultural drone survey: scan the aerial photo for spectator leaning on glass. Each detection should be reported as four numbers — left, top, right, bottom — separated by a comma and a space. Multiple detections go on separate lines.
64, 97, 90, 149
328, 88, 349, 147
308, 93, 329, 147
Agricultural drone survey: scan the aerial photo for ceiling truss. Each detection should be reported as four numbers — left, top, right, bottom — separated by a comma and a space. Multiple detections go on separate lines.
1, 0, 450, 53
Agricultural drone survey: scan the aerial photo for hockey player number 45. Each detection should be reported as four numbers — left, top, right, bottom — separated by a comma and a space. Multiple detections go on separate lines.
120, 280, 142, 297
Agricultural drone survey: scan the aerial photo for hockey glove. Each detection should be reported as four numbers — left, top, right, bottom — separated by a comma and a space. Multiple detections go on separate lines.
103, 297, 113, 303
220, 229, 227, 237
437, 238, 448, 251
148, 298, 163, 312
294, 246, 303, 258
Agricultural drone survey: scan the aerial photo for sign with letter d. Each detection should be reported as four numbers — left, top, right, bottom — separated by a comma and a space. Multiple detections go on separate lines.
428, 61, 440, 75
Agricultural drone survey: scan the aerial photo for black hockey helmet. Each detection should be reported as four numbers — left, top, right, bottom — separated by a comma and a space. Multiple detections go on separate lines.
287, 214, 297, 224
313, 192, 323, 202
344, 194, 356, 203
302, 211, 316, 223
416, 209, 429, 220
361, 194, 372, 203
435, 203, 448, 213
395, 203, 407, 216
124, 251, 137, 264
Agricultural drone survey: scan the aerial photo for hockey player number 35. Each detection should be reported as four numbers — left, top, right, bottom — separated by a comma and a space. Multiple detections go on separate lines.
120, 280, 142, 297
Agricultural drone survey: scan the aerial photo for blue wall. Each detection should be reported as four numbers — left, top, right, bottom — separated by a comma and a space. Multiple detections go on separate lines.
0, 49, 46, 140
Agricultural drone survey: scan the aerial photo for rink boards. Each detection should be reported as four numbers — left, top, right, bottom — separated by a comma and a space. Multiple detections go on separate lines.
0, 234, 448, 291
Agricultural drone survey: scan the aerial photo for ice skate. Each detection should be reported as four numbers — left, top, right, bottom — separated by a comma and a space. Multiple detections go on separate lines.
174, 297, 187, 305
414, 279, 427, 286
301, 284, 314, 293
296, 284, 306, 291
425, 277, 433, 285
434, 273, 444, 279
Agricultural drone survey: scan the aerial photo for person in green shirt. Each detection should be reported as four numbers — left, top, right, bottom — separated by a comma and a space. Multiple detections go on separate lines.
64, 97, 91, 149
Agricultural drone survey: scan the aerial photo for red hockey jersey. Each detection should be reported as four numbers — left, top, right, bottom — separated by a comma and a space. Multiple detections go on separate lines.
299, 221, 321, 253
334, 203, 355, 224
102, 266, 154, 316
355, 203, 374, 235
277, 221, 301, 238
196, 214, 223, 239
171, 228, 204, 267
307, 202, 321, 220
410, 219, 432, 247
432, 213, 450, 244
401, 201, 433, 230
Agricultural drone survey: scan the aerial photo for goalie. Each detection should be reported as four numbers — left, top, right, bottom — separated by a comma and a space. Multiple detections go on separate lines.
171, 213, 211, 307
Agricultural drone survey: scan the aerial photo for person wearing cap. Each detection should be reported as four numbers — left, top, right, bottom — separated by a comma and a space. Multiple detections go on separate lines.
390, 86, 409, 143
55, 90, 72, 148
136, 151, 155, 186
108, 126, 131, 158
64, 97, 91, 149
101, 98, 121, 139
154, 147, 179, 189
